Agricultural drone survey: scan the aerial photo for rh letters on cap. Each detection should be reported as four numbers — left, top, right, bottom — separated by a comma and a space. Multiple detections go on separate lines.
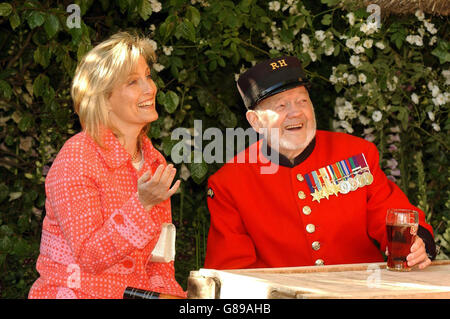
270, 59, 288, 70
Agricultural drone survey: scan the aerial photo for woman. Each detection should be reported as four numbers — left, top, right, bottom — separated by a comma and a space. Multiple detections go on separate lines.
29, 32, 185, 299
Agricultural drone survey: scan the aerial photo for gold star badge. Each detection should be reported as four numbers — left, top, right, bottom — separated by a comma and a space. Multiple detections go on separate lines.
311, 189, 322, 203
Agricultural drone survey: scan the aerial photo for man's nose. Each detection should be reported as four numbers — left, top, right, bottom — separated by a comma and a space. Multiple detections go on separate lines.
287, 100, 303, 117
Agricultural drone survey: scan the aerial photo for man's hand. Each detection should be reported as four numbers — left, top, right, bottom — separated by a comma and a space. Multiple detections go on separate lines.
138, 164, 180, 210
407, 236, 431, 269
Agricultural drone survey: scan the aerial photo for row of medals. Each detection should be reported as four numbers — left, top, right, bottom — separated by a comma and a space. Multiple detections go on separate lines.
311, 169, 374, 202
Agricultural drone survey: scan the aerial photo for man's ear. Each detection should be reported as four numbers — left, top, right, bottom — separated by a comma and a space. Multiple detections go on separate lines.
246, 110, 262, 133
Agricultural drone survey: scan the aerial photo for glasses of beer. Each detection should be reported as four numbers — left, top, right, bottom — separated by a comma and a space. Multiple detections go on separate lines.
386, 209, 418, 271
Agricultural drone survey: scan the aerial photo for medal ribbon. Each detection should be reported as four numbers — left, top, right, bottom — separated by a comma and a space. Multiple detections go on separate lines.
304, 173, 314, 193
311, 171, 322, 191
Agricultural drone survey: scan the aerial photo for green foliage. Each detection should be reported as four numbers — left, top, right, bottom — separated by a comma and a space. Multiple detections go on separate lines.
0, 0, 448, 298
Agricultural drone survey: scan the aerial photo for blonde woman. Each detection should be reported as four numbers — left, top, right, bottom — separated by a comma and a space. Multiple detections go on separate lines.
28, 32, 185, 299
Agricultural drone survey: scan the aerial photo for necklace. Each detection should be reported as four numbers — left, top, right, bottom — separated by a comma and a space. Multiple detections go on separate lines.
131, 145, 141, 162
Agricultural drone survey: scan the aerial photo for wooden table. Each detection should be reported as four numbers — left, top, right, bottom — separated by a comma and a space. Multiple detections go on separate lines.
187, 260, 450, 299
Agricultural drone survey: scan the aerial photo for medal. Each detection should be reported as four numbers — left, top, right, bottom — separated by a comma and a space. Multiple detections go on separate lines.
303, 153, 374, 202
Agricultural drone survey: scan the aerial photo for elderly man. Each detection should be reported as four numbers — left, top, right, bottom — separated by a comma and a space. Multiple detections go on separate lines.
204, 56, 436, 270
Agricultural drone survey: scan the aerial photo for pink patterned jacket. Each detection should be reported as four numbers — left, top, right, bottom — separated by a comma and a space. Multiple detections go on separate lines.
29, 129, 186, 299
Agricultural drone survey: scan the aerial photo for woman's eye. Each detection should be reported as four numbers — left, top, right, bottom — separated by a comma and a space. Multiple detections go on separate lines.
128, 80, 137, 85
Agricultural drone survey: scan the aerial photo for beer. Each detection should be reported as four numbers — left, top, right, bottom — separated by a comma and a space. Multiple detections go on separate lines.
386, 209, 418, 271
386, 224, 417, 271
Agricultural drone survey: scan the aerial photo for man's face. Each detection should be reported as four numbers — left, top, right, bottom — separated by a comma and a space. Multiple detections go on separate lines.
246, 86, 317, 159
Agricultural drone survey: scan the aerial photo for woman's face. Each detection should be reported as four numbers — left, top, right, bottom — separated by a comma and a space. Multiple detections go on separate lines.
108, 55, 158, 134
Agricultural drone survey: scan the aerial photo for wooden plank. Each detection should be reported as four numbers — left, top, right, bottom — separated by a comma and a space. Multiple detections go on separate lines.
193, 260, 450, 299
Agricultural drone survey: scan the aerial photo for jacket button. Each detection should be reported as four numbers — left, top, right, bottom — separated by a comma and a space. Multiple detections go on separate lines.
312, 241, 320, 251
302, 206, 311, 215
297, 174, 304, 181
298, 191, 306, 199
315, 259, 324, 266
306, 224, 315, 233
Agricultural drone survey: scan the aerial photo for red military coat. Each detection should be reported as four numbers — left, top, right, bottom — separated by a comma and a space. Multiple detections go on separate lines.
204, 130, 434, 269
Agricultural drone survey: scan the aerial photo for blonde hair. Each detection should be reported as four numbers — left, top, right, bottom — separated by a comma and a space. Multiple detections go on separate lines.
71, 31, 157, 146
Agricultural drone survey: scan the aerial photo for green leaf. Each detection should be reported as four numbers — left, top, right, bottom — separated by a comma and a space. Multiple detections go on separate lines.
321, 14, 332, 26
138, 0, 152, 21
0, 2, 12, 16
189, 160, 208, 184
176, 19, 196, 42
164, 90, 180, 113
18, 113, 34, 132
320, 0, 340, 6
0, 80, 12, 100
0, 183, 8, 203
33, 74, 49, 98
27, 11, 45, 29
186, 6, 201, 27
44, 14, 60, 38
9, 12, 20, 29
431, 40, 450, 64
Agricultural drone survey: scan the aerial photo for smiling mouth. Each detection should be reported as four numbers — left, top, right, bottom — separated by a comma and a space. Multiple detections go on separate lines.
137, 100, 154, 108
285, 123, 304, 131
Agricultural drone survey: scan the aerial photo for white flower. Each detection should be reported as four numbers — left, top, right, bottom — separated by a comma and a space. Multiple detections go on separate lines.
423, 20, 437, 34
415, 10, 425, 21
162, 45, 173, 56
406, 35, 423, 46
429, 36, 437, 46
358, 73, 367, 83
324, 45, 334, 56
387, 76, 398, 91
152, 63, 165, 72
411, 93, 419, 104
268, 1, 281, 11
432, 93, 446, 106
442, 69, 450, 85
350, 55, 361, 68
359, 115, 370, 125
432, 123, 440, 132
348, 74, 357, 85
149, 24, 156, 32
315, 30, 326, 42
148, 39, 158, 51
363, 39, 373, 49
149, 0, 162, 13
345, 36, 360, 50
329, 74, 338, 84
427, 111, 435, 121
375, 41, 385, 50
372, 110, 382, 122
339, 120, 354, 133
360, 22, 378, 35
308, 50, 317, 62
346, 12, 355, 26
354, 45, 365, 54
430, 84, 440, 97
301, 34, 310, 47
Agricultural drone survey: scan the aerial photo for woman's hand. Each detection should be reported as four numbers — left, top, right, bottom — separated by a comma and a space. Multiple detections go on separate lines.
138, 164, 181, 210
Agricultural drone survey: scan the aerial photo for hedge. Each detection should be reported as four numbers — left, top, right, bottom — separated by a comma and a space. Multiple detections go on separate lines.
0, 0, 448, 298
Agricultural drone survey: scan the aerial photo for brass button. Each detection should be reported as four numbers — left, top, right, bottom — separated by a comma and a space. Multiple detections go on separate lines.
315, 259, 324, 266
312, 241, 320, 251
297, 174, 304, 181
302, 206, 311, 215
297, 191, 306, 199
306, 224, 315, 233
